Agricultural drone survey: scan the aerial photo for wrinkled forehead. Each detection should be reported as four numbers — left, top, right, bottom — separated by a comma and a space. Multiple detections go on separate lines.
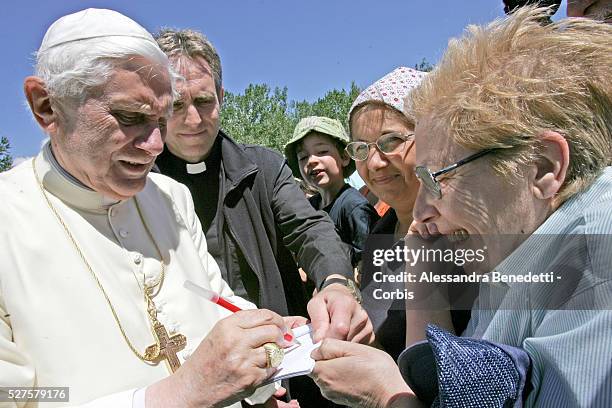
414, 115, 468, 170
117, 56, 172, 94
98, 56, 173, 114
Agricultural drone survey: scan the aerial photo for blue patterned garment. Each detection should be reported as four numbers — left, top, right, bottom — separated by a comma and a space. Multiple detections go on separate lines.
426, 325, 530, 408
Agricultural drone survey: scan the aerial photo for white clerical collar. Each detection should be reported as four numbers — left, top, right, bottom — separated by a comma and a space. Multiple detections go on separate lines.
37, 142, 122, 212
44, 142, 92, 190
186, 161, 206, 174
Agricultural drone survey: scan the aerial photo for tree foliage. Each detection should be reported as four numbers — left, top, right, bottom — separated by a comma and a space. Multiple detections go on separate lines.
221, 84, 295, 153
220, 82, 361, 153
0, 136, 13, 172
294, 82, 361, 129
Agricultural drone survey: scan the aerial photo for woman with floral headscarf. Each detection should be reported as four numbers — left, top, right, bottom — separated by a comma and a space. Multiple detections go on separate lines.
347, 67, 426, 241
346, 67, 471, 360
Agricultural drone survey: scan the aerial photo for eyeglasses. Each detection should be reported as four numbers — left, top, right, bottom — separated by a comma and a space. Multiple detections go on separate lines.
415, 149, 496, 199
345, 133, 414, 161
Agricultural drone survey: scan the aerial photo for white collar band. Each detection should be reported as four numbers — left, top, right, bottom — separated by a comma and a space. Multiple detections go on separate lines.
186, 162, 207, 174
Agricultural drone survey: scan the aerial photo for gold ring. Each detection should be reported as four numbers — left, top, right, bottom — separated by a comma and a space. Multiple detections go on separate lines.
263, 342, 284, 368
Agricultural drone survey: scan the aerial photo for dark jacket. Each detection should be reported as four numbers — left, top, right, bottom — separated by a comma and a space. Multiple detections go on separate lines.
309, 184, 380, 266
159, 131, 353, 317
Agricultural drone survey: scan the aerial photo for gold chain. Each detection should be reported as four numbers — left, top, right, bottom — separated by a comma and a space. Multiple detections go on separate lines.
32, 158, 167, 363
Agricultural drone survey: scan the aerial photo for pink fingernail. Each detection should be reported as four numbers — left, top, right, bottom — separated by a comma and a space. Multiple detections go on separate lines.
284, 332, 294, 342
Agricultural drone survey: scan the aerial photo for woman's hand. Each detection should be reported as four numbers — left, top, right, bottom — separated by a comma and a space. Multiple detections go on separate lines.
311, 339, 417, 407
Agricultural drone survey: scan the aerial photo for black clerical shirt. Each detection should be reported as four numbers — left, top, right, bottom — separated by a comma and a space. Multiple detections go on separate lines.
156, 139, 221, 234
155, 139, 249, 296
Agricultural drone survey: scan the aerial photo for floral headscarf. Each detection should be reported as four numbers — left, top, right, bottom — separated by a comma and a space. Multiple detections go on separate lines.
349, 66, 427, 129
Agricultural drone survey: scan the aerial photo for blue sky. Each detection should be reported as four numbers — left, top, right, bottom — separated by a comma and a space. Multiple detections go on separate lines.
2, 0, 568, 159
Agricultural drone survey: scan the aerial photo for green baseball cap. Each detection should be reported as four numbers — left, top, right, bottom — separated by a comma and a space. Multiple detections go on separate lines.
284, 116, 355, 178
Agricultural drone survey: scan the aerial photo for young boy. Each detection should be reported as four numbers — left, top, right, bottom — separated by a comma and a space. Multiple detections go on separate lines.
285, 116, 379, 268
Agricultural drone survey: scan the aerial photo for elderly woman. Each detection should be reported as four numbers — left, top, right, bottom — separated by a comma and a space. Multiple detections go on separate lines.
310, 7, 612, 408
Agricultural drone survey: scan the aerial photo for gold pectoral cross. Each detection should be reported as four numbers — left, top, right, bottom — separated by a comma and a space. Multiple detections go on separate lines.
144, 321, 187, 373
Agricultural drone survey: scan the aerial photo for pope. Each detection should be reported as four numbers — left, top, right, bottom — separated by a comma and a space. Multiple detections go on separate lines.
0, 8, 302, 408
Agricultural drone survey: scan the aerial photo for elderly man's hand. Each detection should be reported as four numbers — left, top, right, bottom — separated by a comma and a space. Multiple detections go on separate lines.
311, 339, 419, 408
308, 278, 373, 343
146, 309, 294, 408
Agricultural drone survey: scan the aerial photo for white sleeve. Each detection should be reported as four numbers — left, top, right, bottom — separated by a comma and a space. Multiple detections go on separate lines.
132, 388, 146, 408
73, 389, 137, 407
0, 300, 35, 407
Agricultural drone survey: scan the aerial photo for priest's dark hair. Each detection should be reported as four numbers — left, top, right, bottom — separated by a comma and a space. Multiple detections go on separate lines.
155, 28, 223, 101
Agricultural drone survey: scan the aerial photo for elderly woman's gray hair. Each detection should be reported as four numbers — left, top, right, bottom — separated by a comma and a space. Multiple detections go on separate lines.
410, 6, 612, 203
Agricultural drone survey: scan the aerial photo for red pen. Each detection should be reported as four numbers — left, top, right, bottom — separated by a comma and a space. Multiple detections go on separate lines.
183, 280, 293, 342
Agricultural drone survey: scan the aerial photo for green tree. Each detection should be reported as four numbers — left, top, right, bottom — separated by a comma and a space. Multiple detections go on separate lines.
220, 84, 296, 152
220, 82, 361, 153
0, 136, 13, 172
294, 81, 361, 130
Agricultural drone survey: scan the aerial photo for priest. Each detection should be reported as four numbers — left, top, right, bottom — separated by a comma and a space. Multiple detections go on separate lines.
154, 28, 372, 346
0, 8, 294, 407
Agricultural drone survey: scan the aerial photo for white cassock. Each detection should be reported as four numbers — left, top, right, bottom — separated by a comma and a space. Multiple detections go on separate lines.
0, 144, 275, 407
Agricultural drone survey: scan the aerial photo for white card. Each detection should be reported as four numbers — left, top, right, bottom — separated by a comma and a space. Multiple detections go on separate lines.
263, 324, 321, 384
